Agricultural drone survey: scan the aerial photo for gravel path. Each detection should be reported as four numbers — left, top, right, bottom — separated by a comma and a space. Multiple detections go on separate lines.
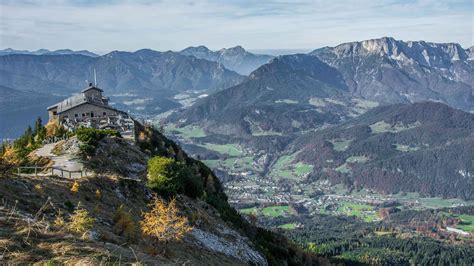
35, 142, 84, 178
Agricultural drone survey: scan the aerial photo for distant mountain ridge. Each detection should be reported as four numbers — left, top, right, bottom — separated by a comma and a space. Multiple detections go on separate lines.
0, 49, 243, 96
169, 54, 355, 136
0, 48, 99, 57
310, 37, 473, 111
0, 49, 245, 138
0, 85, 61, 139
180, 45, 273, 75
171, 37, 473, 138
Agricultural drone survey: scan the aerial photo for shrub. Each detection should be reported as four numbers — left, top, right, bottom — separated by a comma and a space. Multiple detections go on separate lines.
34, 184, 44, 195
113, 205, 140, 243
76, 128, 121, 155
54, 210, 66, 227
147, 156, 204, 198
68, 207, 95, 235
45, 120, 67, 137
140, 196, 192, 242
147, 156, 183, 195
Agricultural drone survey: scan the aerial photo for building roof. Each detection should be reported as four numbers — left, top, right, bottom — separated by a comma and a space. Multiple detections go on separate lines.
48, 88, 126, 115
48, 95, 126, 115
82, 85, 104, 93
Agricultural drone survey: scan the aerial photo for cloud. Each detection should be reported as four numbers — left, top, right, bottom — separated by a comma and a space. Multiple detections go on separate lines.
0, 0, 472, 52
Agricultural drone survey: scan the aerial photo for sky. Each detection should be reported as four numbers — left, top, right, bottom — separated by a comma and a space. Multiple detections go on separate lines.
0, 0, 472, 54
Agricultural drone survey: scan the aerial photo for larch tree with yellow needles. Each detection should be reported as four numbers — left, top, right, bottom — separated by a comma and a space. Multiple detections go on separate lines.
71, 180, 79, 193
140, 196, 192, 242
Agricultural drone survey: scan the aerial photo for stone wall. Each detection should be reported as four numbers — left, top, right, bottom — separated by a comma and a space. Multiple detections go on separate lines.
59, 103, 122, 121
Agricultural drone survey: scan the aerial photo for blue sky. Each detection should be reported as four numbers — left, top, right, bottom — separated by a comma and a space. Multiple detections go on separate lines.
0, 0, 472, 53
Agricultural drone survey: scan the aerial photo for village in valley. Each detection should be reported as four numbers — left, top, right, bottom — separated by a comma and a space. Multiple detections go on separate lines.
161, 123, 474, 239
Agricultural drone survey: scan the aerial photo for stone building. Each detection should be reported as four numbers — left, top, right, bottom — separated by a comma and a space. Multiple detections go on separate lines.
47, 84, 134, 137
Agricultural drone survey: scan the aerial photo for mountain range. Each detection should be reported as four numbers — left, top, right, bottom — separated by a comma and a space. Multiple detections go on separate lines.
171, 37, 473, 137
180, 45, 273, 75
0, 49, 246, 138
311, 37, 473, 111
165, 37, 474, 201
0, 49, 243, 96
168, 54, 354, 136
0, 48, 99, 57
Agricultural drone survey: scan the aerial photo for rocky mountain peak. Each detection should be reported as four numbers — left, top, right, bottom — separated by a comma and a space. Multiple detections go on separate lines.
179, 46, 215, 61
313, 37, 470, 68
179, 45, 272, 75
219, 45, 246, 55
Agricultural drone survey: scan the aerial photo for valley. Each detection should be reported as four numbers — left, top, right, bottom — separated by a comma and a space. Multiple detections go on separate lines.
161, 116, 474, 263
161, 119, 474, 229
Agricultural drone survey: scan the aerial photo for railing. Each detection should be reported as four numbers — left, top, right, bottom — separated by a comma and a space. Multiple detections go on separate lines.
42, 135, 69, 144
17, 166, 90, 179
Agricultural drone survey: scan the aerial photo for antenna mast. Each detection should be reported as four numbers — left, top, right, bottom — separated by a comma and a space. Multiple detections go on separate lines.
93, 68, 97, 86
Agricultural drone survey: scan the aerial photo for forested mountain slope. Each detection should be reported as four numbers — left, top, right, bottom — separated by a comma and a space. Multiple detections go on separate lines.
169, 54, 357, 136
289, 102, 474, 199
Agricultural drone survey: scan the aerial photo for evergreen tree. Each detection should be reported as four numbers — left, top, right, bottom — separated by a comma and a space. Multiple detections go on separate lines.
33, 116, 46, 142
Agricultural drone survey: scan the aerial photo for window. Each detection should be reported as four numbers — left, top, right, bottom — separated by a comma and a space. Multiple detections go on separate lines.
75, 114, 78, 118
82, 113, 85, 117
91, 112, 94, 118
53, 111, 57, 115
103, 112, 107, 116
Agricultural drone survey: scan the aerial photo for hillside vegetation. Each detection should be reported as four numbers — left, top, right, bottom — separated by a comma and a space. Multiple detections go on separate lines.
0, 124, 323, 265
291, 102, 474, 199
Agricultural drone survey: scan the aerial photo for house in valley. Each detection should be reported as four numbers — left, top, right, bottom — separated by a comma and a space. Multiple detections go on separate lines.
47, 83, 134, 137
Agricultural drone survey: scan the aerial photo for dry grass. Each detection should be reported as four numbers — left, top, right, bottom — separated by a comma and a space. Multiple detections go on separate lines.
0, 172, 247, 264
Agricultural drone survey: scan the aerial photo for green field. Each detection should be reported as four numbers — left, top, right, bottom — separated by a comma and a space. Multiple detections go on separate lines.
269, 153, 313, 179
353, 98, 379, 109
370, 121, 420, 134
167, 124, 206, 139
395, 144, 420, 152
419, 197, 470, 209
199, 143, 243, 156
308, 97, 327, 107
346, 156, 369, 163
456, 214, 474, 232
202, 159, 220, 169
262, 205, 291, 217
239, 207, 257, 215
275, 99, 299, 104
325, 98, 346, 106
335, 163, 351, 174
329, 138, 353, 151
440, 212, 474, 232
223, 156, 254, 169
336, 201, 378, 222
294, 162, 313, 175
278, 223, 297, 230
